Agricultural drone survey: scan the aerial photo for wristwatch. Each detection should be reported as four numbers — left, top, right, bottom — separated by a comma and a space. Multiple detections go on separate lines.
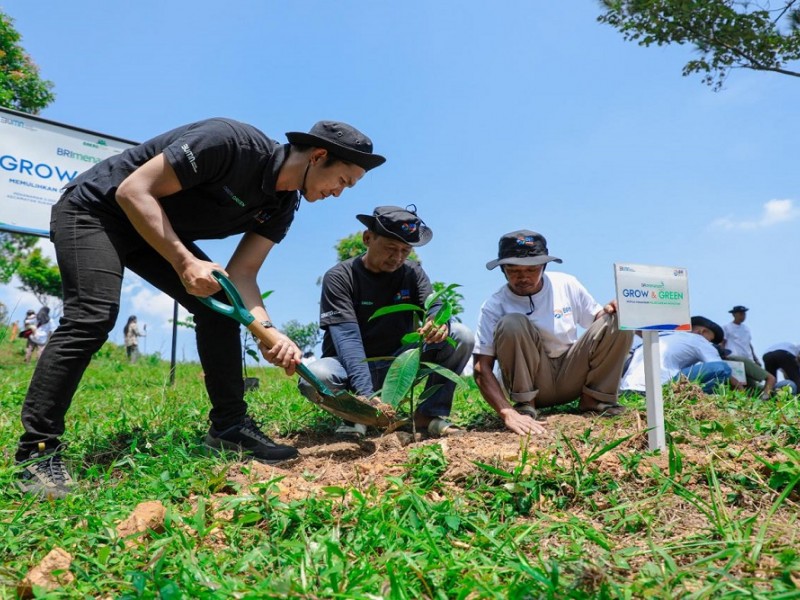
253, 320, 274, 344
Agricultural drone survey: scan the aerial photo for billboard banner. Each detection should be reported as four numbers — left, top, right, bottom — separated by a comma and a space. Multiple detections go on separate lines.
0, 107, 136, 236
614, 262, 691, 331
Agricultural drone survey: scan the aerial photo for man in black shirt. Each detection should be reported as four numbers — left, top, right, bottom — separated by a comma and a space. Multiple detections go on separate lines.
16, 119, 385, 499
299, 206, 474, 437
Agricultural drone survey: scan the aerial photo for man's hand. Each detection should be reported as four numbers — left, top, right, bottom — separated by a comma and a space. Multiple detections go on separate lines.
418, 319, 448, 344
178, 258, 227, 297
595, 299, 619, 320
500, 407, 548, 436
258, 332, 302, 375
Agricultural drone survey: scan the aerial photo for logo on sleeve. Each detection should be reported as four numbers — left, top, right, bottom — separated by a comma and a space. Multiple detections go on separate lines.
180, 143, 198, 173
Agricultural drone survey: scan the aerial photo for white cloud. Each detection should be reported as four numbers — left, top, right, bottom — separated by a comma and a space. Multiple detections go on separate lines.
123, 273, 190, 332
712, 199, 799, 230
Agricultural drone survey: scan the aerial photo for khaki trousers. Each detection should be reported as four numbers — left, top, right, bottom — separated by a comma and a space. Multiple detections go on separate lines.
494, 312, 632, 407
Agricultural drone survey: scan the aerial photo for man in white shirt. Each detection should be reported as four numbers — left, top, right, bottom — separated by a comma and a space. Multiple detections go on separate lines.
621, 316, 734, 393
722, 305, 759, 365
762, 342, 800, 391
473, 230, 632, 436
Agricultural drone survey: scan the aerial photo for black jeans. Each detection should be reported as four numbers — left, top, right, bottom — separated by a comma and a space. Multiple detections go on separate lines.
17, 195, 247, 460
763, 350, 800, 390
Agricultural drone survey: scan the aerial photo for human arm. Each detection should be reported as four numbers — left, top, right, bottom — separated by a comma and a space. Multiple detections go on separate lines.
594, 299, 619, 321
227, 232, 302, 374
115, 154, 226, 297
761, 372, 777, 398
472, 354, 547, 436
328, 322, 374, 396
750, 344, 761, 366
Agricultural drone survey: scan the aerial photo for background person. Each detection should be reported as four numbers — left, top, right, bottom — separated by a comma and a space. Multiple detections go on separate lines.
762, 342, 800, 393
21, 309, 37, 339
15, 118, 385, 499
299, 205, 474, 438
123, 315, 145, 363
621, 316, 736, 394
473, 230, 632, 436
722, 305, 760, 365
24, 307, 53, 364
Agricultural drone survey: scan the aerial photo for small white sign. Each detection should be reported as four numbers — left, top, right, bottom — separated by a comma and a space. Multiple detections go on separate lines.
615, 263, 691, 452
614, 263, 691, 332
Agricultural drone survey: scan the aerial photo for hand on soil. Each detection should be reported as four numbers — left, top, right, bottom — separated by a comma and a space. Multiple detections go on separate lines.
502, 410, 548, 437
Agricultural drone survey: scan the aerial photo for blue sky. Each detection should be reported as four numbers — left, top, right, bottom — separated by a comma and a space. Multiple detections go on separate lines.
1, 1, 798, 362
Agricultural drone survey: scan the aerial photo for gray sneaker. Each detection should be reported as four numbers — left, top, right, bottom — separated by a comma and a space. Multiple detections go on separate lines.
334, 422, 367, 438
17, 443, 75, 499
205, 415, 299, 464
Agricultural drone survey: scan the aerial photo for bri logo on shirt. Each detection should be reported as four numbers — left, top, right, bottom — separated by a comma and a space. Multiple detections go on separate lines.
394, 289, 411, 302
553, 306, 573, 319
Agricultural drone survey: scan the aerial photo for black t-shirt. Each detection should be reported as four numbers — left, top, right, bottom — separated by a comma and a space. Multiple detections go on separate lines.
65, 118, 299, 243
320, 256, 433, 358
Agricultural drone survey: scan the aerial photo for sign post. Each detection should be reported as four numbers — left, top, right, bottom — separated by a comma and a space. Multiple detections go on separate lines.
642, 331, 665, 450
615, 263, 691, 450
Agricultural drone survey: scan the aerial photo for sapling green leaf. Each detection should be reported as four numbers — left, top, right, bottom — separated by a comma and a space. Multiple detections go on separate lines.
424, 283, 461, 310
382, 347, 420, 407
369, 281, 468, 423
421, 362, 469, 391
401, 331, 423, 345
433, 303, 452, 326
369, 303, 424, 320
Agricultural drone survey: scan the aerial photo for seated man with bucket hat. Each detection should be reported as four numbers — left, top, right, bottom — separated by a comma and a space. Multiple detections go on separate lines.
15, 118, 385, 499
299, 205, 474, 437
473, 230, 632, 436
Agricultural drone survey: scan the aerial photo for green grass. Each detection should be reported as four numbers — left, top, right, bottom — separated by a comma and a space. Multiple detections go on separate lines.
1, 327, 799, 598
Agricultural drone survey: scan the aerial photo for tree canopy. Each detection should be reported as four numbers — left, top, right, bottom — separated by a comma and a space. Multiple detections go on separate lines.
1, 9, 58, 293
281, 320, 322, 354
598, 0, 800, 89
0, 10, 55, 112
16, 247, 62, 308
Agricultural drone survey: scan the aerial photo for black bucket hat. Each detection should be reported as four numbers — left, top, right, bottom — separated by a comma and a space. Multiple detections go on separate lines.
728, 305, 749, 314
286, 121, 386, 171
691, 316, 724, 345
486, 230, 562, 270
356, 205, 433, 247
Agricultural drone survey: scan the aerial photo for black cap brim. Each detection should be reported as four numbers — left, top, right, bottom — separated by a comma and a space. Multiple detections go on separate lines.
286, 132, 386, 171
356, 214, 433, 247
486, 255, 562, 270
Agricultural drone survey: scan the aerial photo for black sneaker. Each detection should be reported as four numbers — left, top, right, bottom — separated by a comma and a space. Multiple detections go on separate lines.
205, 415, 299, 464
17, 443, 75, 499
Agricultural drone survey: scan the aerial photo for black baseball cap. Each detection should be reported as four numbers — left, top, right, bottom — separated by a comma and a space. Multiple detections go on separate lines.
356, 205, 432, 247
691, 316, 724, 345
286, 121, 386, 171
486, 230, 562, 270
729, 305, 749, 314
